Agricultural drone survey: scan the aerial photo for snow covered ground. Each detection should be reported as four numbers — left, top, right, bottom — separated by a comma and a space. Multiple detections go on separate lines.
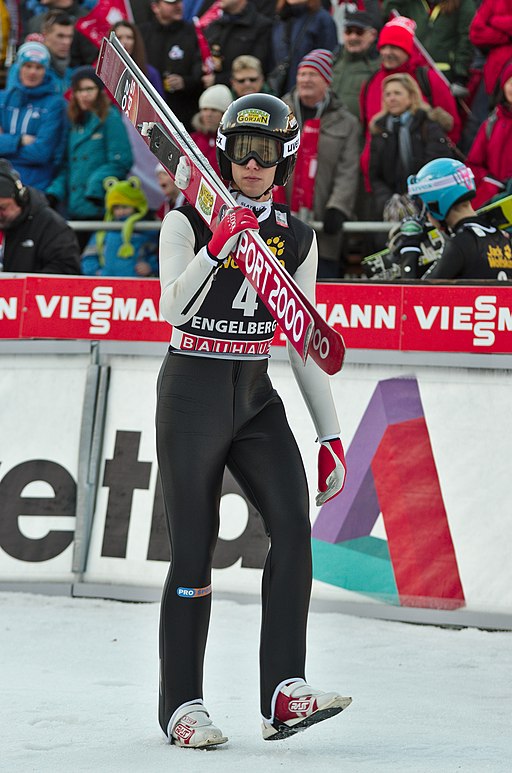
2, 592, 511, 773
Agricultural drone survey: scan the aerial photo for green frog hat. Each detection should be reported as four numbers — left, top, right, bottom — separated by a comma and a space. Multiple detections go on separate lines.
97, 176, 149, 258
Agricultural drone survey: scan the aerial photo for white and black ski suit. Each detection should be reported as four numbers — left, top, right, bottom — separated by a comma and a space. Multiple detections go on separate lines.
156, 197, 340, 732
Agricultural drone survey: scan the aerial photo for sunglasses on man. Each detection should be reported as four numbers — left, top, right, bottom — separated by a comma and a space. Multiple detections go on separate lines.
345, 27, 367, 36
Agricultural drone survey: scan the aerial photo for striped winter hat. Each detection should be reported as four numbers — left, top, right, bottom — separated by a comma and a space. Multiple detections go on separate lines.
298, 49, 333, 85
16, 41, 50, 69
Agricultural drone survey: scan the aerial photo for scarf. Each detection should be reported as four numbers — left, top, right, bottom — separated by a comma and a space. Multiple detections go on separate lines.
386, 110, 414, 176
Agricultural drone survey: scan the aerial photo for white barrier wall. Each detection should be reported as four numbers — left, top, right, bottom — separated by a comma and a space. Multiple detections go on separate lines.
1, 343, 511, 628
0, 353, 89, 583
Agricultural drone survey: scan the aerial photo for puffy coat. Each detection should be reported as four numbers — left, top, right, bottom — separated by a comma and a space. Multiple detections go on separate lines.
368, 108, 455, 215
360, 60, 461, 189
470, 0, 512, 96
0, 73, 67, 190
381, 0, 476, 83
2, 187, 80, 274
47, 107, 133, 220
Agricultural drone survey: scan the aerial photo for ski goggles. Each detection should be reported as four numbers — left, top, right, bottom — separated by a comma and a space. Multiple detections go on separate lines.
408, 167, 475, 197
222, 134, 283, 168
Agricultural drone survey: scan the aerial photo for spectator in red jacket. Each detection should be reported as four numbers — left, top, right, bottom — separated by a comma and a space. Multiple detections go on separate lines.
359, 15, 461, 190
466, 60, 512, 208
190, 84, 233, 175
469, 0, 512, 103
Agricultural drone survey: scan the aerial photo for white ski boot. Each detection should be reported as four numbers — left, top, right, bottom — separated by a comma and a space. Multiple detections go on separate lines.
168, 701, 228, 748
262, 679, 352, 741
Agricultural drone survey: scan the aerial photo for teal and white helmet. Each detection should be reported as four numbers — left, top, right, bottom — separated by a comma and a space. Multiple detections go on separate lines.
407, 158, 475, 220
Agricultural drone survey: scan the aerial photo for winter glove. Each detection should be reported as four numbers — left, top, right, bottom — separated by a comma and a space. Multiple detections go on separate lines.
323, 208, 346, 236
392, 217, 424, 254
316, 438, 346, 506
388, 219, 425, 280
207, 206, 259, 264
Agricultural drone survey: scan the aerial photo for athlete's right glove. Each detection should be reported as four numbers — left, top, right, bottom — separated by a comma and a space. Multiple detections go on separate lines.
207, 206, 259, 264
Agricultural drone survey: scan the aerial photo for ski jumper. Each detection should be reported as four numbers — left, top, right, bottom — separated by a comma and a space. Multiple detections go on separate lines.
424, 215, 512, 279
156, 197, 340, 732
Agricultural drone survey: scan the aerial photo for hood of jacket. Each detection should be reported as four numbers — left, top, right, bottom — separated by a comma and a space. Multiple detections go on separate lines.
7, 71, 58, 103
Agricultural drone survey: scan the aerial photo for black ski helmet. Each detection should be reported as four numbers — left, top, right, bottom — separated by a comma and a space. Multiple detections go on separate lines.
216, 93, 300, 186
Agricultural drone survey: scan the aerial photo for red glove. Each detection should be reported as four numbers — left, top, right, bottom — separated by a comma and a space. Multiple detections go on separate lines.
316, 438, 346, 506
207, 206, 259, 264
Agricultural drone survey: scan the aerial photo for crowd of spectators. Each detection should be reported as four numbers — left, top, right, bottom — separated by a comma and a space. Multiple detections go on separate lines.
0, 0, 510, 279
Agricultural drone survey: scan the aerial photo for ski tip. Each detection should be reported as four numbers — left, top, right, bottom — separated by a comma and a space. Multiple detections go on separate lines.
308, 330, 346, 375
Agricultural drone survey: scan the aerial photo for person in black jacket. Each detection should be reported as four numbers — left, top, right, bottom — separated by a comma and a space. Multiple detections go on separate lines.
0, 160, 80, 274
408, 158, 512, 281
202, 0, 272, 88
139, 0, 203, 131
368, 72, 455, 221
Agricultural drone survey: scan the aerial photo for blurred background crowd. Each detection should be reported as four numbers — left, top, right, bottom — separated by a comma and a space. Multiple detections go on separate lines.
0, 0, 510, 279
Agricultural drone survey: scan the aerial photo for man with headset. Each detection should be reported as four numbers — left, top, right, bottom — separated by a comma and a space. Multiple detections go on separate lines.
0, 159, 80, 274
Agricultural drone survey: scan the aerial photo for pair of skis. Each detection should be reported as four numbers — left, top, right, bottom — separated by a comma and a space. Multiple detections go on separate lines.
96, 34, 345, 375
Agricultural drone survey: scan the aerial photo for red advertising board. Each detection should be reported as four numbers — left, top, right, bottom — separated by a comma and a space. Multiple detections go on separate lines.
1, 275, 512, 354
316, 283, 404, 351
20, 276, 168, 342
401, 285, 512, 353
0, 278, 26, 339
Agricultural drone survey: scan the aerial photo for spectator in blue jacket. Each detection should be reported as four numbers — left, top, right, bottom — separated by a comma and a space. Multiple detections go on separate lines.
81, 176, 159, 277
46, 66, 133, 249
0, 42, 67, 191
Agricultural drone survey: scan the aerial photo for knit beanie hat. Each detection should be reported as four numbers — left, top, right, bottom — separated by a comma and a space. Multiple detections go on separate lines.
297, 49, 334, 85
71, 65, 104, 91
199, 84, 233, 112
97, 176, 149, 259
377, 16, 416, 56
16, 41, 50, 69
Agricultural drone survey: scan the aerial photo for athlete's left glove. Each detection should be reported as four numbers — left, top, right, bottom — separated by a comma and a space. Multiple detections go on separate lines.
207, 206, 259, 264
316, 438, 346, 506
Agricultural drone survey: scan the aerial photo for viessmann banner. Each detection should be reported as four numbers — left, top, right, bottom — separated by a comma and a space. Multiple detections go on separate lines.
1, 275, 512, 353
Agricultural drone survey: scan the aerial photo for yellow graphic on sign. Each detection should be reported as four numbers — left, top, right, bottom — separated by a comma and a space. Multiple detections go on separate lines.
195, 180, 215, 224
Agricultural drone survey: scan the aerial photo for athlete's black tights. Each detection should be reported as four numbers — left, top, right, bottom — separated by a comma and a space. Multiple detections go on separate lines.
155, 352, 311, 732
